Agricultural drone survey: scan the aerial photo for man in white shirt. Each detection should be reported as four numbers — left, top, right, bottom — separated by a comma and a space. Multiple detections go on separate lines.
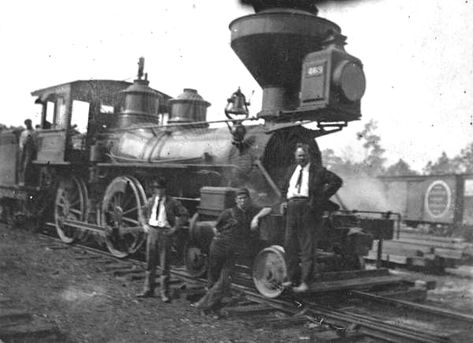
137, 177, 188, 302
281, 143, 342, 293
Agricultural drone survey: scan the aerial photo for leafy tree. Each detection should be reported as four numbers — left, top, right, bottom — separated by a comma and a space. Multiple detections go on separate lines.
356, 120, 386, 176
423, 151, 461, 175
385, 159, 418, 176
456, 142, 473, 173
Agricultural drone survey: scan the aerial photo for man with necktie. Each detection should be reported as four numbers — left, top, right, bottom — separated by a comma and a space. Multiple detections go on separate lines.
281, 143, 343, 293
137, 177, 188, 302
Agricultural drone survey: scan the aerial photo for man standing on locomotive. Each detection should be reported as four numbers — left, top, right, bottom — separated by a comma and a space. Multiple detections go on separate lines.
137, 177, 188, 302
193, 188, 271, 313
281, 143, 343, 293
18, 119, 37, 186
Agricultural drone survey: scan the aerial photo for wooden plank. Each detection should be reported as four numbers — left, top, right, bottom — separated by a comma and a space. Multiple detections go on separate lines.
434, 248, 463, 260
398, 232, 464, 244
376, 288, 427, 302
366, 252, 409, 264
386, 255, 409, 264
308, 275, 403, 293
371, 245, 429, 258
396, 238, 465, 250
318, 268, 390, 282
381, 240, 434, 253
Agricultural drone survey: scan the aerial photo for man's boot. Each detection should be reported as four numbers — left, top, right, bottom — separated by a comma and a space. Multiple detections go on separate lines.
137, 271, 155, 298
160, 275, 171, 303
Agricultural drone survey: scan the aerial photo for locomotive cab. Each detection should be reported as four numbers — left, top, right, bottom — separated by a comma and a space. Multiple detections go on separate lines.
32, 80, 135, 164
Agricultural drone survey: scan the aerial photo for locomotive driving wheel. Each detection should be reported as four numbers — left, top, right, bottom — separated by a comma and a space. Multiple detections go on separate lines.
101, 176, 146, 258
54, 177, 88, 243
252, 245, 287, 298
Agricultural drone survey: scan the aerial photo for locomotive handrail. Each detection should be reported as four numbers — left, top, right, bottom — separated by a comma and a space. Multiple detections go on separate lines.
254, 159, 281, 199
106, 117, 261, 132
96, 161, 242, 170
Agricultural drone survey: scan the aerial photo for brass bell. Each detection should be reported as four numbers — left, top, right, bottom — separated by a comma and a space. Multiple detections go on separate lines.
224, 87, 249, 119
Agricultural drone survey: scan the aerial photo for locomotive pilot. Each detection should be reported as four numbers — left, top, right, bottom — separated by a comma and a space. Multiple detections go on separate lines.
137, 177, 188, 302
193, 188, 271, 314
281, 143, 343, 293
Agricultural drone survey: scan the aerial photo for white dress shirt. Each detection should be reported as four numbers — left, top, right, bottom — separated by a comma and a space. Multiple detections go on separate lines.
287, 163, 310, 199
148, 196, 170, 228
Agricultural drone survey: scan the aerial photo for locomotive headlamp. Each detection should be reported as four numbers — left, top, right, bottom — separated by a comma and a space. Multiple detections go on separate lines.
333, 61, 366, 102
299, 44, 365, 121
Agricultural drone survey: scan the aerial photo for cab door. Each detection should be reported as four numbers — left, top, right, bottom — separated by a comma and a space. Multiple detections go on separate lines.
36, 96, 68, 163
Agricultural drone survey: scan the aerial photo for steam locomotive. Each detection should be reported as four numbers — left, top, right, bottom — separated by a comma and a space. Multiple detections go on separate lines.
0, 2, 396, 298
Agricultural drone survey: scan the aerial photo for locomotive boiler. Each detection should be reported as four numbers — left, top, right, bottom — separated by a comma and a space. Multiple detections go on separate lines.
0, 1, 396, 298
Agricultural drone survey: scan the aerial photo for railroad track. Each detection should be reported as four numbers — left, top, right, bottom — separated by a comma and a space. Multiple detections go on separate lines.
30, 224, 473, 342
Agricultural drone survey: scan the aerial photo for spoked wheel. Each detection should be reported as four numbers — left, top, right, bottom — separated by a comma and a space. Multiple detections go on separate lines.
252, 245, 287, 298
184, 242, 208, 278
101, 176, 146, 258
55, 177, 88, 243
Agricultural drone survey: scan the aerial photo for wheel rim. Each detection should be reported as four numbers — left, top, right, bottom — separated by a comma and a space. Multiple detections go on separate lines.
101, 176, 146, 258
55, 177, 87, 243
184, 242, 208, 278
252, 245, 287, 298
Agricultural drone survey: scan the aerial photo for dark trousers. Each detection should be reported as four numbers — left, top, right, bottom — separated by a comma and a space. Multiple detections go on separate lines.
143, 227, 172, 296
285, 199, 321, 284
197, 237, 236, 310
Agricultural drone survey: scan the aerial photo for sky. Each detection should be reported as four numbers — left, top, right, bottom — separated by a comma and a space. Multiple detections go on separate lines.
0, 0, 472, 171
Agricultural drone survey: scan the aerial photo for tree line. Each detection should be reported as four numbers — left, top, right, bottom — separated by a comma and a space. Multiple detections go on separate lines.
322, 120, 473, 177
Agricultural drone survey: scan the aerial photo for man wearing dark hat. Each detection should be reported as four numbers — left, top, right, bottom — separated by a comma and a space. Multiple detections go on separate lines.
137, 177, 188, 302
193, 188, 271, 313
281, 143, 342, 293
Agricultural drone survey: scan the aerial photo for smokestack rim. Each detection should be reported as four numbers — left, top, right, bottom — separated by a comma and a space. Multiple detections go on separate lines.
229, 9, 340, 35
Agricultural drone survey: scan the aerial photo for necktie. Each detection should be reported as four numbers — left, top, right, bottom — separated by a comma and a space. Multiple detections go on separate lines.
296, 168, 303, 193
156, 198, 162, 221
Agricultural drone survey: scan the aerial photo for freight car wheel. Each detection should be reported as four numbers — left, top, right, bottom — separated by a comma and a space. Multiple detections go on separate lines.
55, 177, 88, 243
252, 245, 287, 298
101, 176, 146, 258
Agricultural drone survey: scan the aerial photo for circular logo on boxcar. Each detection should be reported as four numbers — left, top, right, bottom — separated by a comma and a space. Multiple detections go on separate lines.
425, 180, 451, 218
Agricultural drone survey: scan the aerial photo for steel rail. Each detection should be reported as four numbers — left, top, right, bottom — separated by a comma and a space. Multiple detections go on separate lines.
37, 224, 465, 342
351, 290, 473, 324
232, 284, 450, 343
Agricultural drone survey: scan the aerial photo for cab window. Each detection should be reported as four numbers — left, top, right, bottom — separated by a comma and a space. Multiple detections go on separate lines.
46, 101, 55, 127
71, 100, 90, 134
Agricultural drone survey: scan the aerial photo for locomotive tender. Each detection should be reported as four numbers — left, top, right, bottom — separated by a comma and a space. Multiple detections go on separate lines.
0, 1, 396, 297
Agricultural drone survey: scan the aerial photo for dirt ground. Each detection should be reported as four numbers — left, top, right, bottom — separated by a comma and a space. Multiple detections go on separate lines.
0, 224, 321, 343
2, 223, 473, 343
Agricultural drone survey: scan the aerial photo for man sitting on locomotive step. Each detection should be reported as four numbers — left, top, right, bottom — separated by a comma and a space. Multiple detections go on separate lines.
137, 177, 188, 302
281, 143, 343, 293
193, 188, 271, 313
